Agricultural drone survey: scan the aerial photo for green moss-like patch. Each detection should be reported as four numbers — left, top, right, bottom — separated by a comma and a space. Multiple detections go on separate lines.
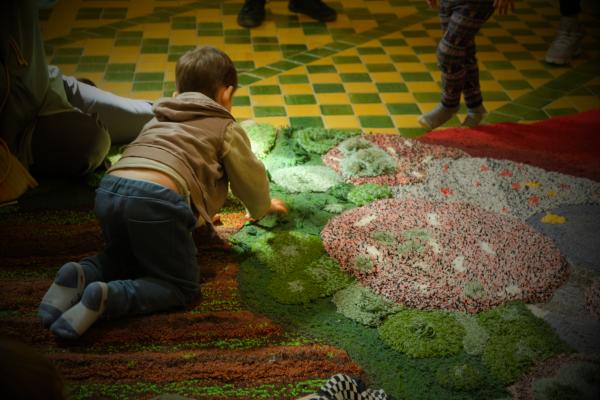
532, 361, 600, 400
262, 127, 311, 171
268, 269, 326, 305
370, 230, 397, 246
463, 280, 485, 300
271, 165, 341, 193
306, 255, 355, 296
454, 313, 489, 356
327, 182, 354, 201
250, 230, 325, 274
378, 309, 465, 358
341, 147, 397, 178
332, 283, 401, 327
435, 363, 485, 392
347, 183, 393, 206
295, 127, 359, 154
478, 302, 571, 384
243, 122, 277, 159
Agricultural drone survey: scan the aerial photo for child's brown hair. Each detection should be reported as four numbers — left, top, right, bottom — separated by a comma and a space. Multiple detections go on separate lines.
175, 46, 238, 100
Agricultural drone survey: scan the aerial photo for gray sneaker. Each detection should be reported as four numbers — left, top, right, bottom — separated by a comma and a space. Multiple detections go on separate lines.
545, 16, 585, 65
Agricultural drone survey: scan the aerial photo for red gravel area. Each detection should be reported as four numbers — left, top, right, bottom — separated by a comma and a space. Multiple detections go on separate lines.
585, 277, 600, 318
321, 199, 569, 313
323, 134, 466, 185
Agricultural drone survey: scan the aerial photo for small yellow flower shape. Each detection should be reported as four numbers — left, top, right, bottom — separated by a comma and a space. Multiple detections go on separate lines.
525, 181, 541, 189
546, 191, 558, 197
541, 213, 566, 224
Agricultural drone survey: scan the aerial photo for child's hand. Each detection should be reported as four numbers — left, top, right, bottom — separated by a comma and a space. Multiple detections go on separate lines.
493, 0, 515, 15
425, 0, 437, 8
268, 198, 288, 215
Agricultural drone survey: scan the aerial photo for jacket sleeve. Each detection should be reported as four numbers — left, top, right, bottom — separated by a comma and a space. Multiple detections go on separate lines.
222, 122, 271, 219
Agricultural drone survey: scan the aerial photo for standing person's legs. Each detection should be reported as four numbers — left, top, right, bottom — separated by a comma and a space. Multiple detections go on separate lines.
545, 0, 584, 65
61, 75, 154, 144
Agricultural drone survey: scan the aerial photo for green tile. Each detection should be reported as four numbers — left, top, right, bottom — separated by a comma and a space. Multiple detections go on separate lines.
197, 30, 223, 37
253, 106, 286, 117
76, 63, 107, 73
285, 94, 316, 105
499, 80, 533, 90
390, 54, 419, 62
106, 64, 136, 73
320, 104, 353, 115
398, 127, 428, 137
171, 16, 196, 30
233, 96, 251, 106
313, 83, 345, 93
513, 94, 551, 108
197, 22, 223, 29
569, 87, 594, 96
133, 82, 163, 91
349, 93, 380, 104
237, 74, 261, 86
376, 82, 408, 93
545, 107, 578, 117
324, 41, 354, 51
303, 24, 329, 35
102, 8, 127, 19
50, 56, 80, 64
523, 43, 548, 52
286, 54, 320, 64
503, 51, 534, 60
483, 112, 521, 124
520, 69, 554, 79
548, 71, 593, 90
507, 29, 535, 36
307, 65, 337, 73
115, 38, 142, 47
521, 109, 549, 121
270, 60, 300, 71
307, 48, 337, 59
359, 116, 394, 128
531, 86, 566, 100
104, 72, 134, 81
141, 38, 169, 53
413, 92, 440, 102
366, 64, 396, 72
332, 56, 362, 64
249, 85, 281, 95
488, 36, 518, 44
289, 116, 324, 128
413, 46, 437, 54
76, 8, 102, 20
483, 60, 515, 70
340, 73, 371, 83
134, 72, 164, 82
495, 103, 538, 118
479, 71, 494, 80
403, 30, 428, 38
251, 67, 280, 78
225, 36, 251, 44
481, 91, 510, 101
357, 47, 386, 55
234, 61, 256, 71
279, 74, 309, 84
387, 103, 421, 115
253, 44, 280, 52
280, 44, 308, 54
225, 28, 250, 37
56, 47, 84, 56
401, 72, 433, 82
253, 36, 278, 44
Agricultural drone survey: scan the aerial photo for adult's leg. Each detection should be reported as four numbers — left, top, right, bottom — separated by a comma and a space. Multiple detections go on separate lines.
30, 110, 110, 177
559, 0, 581, 17
546, 0, 584, 65
61, 74, 154, 144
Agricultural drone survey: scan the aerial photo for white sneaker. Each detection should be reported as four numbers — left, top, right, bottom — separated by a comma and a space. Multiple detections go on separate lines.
545, 17, 585, 65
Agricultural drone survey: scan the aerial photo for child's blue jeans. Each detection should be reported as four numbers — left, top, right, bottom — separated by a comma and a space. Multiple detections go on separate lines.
80, 174, 199, 318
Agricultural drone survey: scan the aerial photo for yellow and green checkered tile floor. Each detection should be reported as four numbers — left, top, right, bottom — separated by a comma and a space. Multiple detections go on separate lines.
40, 0, 600, 136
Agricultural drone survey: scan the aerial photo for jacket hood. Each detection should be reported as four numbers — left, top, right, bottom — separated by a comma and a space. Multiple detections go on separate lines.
153, 92, 234, 122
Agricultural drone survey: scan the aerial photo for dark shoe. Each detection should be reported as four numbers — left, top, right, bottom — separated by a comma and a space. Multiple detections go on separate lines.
289, 0, 337, 22
238, 0, 266, 28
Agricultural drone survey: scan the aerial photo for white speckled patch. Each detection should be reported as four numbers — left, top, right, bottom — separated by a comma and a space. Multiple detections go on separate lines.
355, 214, 377, 227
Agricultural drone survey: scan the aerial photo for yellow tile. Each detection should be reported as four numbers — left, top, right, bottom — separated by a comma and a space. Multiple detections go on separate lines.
110, 51, 140, 64
100, 82, 134, 97
353, 104, 388, 115
165, 63, 177, 81
336, 64, 368, 73
310, 74, 342, 84
511, 60, 546, 70
363, 127, 398, 135
253, 53, 284, 67
479, 81, 504, 91
404, 37, 438, 47
254, 116, 289, 127
143, 23, 171, 38
386, 46, 417, 56
485, 101, 509, 111
315, 93, 350, 103
418, 103, 440, 112
352, 20, 378, 32
477, 52, 507, 61
360, 54, 394, 64
251, 76, 279, 86
418, 54, 437, 63
544, 98, 573, 109
370, 72, 402, 83
56, 64, 77, 76
83, 39, 114, 55
198, 37, 225, 47
196, 9, 221, 21
251, 95, 285, 106
495, 44, 527, 53
136, 62, 168, 73
492, 70, 523, 80
130, 91, 163, 101
405, 82, 440, 92
506, 90, 530, 100
281, 84, 314, 95
344, 82, 378, 92
481, 28, 507, 36
287, 104, 321, 115
232, 106, 253, 120
169, 31, 198, 45
392, 115, 421, 128
305, 36, 334, 48
323, 115, 359, 129
395, 62, 428, 72
380, 93, 416, 103
139, 54, 168, 64
569, 96, 600, 112
527, 78, 550, 89
235, 87, 250, 97
277, 29, 305, 43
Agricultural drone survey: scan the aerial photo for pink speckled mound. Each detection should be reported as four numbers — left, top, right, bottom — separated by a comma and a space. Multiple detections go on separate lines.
321, 199, 568, 313
585, 278, 600, 318
322, 134, 467, 185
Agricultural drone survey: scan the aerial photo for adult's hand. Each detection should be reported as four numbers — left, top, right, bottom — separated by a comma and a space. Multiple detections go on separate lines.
425, 0, 438, 9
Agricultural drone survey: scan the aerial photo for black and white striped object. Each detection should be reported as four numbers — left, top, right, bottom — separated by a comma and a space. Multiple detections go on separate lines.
300, 373, 393, 400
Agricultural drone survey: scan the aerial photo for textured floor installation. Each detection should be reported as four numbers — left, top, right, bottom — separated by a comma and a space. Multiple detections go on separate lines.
1, 0, 599, 399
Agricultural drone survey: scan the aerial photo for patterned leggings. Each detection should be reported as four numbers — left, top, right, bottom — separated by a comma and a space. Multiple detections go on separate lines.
437, 0, 495, 108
